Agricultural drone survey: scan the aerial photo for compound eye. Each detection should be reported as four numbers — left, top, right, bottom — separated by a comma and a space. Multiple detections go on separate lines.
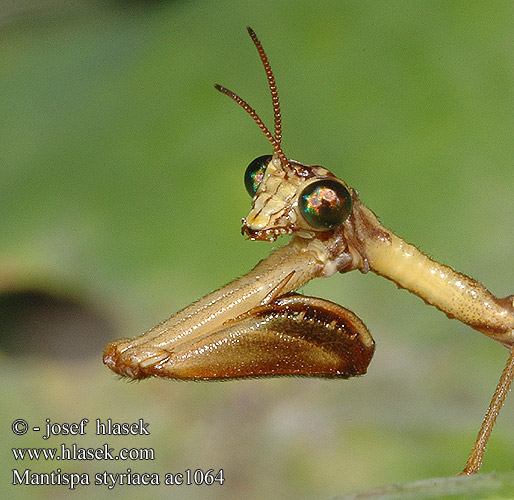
299, 179, 352, 230
244, 155, 272, 196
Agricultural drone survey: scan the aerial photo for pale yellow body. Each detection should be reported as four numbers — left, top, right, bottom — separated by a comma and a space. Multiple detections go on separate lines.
349, 200, 514, 345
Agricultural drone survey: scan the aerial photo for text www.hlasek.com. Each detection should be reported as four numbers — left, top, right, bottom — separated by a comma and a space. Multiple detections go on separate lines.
12, 443, 153, 461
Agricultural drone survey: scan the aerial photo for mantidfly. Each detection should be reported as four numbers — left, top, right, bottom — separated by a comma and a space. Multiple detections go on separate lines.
104, 27, 514, 475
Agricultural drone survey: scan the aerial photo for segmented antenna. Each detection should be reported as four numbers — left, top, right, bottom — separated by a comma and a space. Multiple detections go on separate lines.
214, 27, 289, 168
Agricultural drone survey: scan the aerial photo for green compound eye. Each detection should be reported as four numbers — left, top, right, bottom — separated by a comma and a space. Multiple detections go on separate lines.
299, 179, 352, 230
244, 155, 272, 196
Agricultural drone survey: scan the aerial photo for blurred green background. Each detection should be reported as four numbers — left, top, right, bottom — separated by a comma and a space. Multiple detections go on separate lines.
1, 1, 514, 499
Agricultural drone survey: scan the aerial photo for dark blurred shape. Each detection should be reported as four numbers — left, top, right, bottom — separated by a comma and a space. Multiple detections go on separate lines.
0, 289, 116, 360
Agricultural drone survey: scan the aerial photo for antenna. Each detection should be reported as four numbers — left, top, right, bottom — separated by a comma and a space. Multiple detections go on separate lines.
214, 27, 289, 167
